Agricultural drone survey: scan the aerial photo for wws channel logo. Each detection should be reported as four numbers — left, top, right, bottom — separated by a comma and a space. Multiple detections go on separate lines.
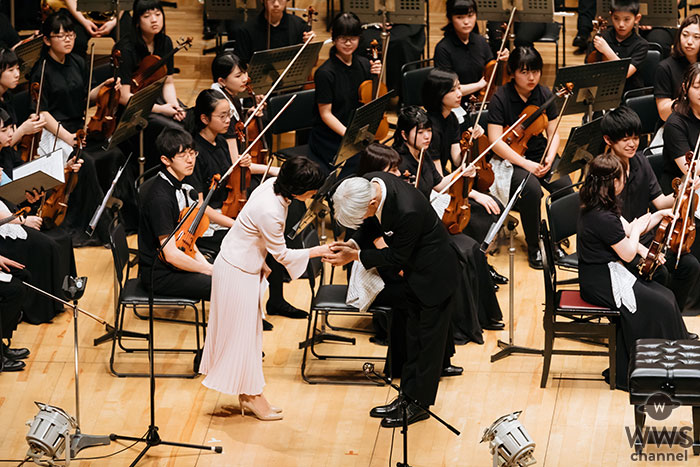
625, 392, 695, 462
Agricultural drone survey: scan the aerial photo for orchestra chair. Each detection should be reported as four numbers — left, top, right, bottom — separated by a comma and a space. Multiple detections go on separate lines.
622, 87, 660, 149
400, 58, 433, 107
642, 144, 664, 185
539, 220, 620, 390
638, 42, 663, 88
532, 22, 562, 70
545, 184, 581, 284
107, 220, 205, 378
298, 227, 389, 385
268, 89, 316, 161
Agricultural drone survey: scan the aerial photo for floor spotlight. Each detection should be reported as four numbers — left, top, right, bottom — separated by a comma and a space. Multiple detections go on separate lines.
25, 402, 77, 465
481, 411, 536, 467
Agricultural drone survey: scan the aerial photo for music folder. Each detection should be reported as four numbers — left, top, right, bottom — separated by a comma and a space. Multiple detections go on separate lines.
0, 150, 65, 205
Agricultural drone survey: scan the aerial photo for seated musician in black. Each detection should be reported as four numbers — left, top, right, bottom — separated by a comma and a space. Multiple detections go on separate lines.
601, 106, 700, 313
487, 46, 573, 269
114, 0, 186, 168
0, 254, 30, 372
231, 0, 313, 66
0, 11, 20, 49
138, 128, 212, 299
308, 12, 381, 175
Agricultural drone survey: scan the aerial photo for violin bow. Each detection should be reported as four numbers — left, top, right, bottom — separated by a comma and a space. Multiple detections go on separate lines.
219, 94, 297, 183
537, 84, 574, 168
414, 147, 425, 189
28, 60, 47, 159
82, 43, 95, 134
241, 35, 314, 131
260, 154, 276, 184
435, 113, 527, 197
376, 7, 391, 100
674, 136, 700, 267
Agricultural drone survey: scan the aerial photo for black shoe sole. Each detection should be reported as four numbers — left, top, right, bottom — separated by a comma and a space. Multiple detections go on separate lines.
381, 411, 429, 428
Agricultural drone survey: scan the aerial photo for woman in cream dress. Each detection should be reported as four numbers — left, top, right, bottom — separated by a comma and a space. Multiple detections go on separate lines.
199, 157, 330, 420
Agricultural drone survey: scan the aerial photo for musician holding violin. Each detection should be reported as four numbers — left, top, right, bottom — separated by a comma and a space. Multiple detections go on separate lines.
308, 12, 381, 175
138, 127, 212, 300
433, 0, 509, 100
577, 153, 690, 390
487, 46, 573, 269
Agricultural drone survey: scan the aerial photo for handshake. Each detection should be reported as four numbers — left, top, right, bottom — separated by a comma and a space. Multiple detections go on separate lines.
319, 241, 360, 266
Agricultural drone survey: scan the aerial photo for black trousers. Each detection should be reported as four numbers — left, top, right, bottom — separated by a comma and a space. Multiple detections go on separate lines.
510, 165, 573, 256
144, 263, 212, 301
0, 271, 28, 340
632, 250, 700, 314
576, 0, 596, 37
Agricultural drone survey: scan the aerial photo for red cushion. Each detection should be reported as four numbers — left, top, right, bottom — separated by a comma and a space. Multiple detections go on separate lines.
559, 290, 614, 311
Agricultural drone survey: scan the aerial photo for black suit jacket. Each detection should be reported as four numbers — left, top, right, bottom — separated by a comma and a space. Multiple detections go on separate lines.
353, 172, 459, 307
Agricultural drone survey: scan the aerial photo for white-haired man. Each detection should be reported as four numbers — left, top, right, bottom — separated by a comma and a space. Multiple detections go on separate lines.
325, 171, 459, 427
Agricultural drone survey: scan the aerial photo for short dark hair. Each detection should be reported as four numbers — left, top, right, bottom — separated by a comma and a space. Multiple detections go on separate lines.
211, 52, 244, 82
157, 127, 194, 160
507, 46, 543, 75
0, 107, 11, 127
580, 153, 623, 214
330, 12, 361, 41
443, 0, 478, 34
393, 105, 431, 149
42, 11, 75, 38
610, 0, 640, 15
358, 142, 401, 176
672, 14, 700, 60
274, 156, 324, 199
674, 62, 700, 117
0, 48, 18, 74
132, 0, 165, 34
600, 106, 642, 142
184, 88, 227, 134
422, 68, 458, 113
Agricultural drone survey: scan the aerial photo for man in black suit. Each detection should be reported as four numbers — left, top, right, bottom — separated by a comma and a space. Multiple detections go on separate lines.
326, 171, 459, 427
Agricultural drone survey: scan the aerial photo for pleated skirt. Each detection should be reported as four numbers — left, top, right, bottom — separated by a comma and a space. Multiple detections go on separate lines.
199, 254, 267, 396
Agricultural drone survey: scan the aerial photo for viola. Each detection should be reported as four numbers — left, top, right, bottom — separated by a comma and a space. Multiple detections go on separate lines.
87, 49, 121, 140
442, 133, 484, 234
130, 37, 193, 93
358, 33, 389, 139
168, 174, 219, 261
39, 130, 86, 229
479, 22, 510, 101
503, 83, 574, 156
586, 16, 609, 64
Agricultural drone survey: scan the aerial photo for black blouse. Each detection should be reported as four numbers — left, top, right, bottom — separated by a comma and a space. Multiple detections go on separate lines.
433, 29, 493, 92
654, 56, 690, 101
662, 110, 700, 182
114, 33, 175, 86
577, 208, 625, 265
234, 11, 309, 65
427, 109, 460, 172
395, 142, 443, 199
618, 151, 662, 222
185, 133, 233, 209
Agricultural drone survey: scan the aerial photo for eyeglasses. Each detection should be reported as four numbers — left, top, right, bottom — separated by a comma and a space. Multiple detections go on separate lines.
336, 36, 359, 44
173, 150, 199, 160
213, 110, 234, 121
50, 32, 77, 41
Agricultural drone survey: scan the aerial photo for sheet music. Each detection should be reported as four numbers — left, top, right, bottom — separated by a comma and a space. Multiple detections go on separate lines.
14, 149, 65, 182
37, 129, 74, 164
430, 191, 451, 219
346, 261, 385, 313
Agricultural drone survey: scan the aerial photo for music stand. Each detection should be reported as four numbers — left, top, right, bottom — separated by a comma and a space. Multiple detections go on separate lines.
14, 36, 43, 84
547, 117, 604, 182
482, 178, 542, 362
106, 78, 165, 177
476, 0, 555, 23
77, 0, 134, 40
551, 59, 630, 121
203, 0, 260, 55
595, 0, 677, 28
244, 42, 323, 95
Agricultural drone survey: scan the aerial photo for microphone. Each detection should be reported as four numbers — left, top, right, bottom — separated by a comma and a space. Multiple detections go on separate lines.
363, 362, 375, 375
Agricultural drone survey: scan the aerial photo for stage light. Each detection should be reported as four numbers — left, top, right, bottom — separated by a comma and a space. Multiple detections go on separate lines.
481, 411, 536, 467
25, 402, 77, 466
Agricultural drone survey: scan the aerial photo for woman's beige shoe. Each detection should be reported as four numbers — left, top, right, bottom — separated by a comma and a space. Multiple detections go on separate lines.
239, 398, 283, 421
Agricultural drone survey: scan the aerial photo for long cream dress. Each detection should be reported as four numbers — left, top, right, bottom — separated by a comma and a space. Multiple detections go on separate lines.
199, 178, 310, 395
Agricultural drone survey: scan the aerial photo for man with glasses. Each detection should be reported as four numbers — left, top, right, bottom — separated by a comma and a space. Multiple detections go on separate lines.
138, 128, 212, 299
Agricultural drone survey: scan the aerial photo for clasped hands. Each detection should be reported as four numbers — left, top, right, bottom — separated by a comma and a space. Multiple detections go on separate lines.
322, 241, 360, 266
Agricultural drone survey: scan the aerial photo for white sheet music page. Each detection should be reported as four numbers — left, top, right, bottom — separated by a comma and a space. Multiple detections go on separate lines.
14, 149, 65, 183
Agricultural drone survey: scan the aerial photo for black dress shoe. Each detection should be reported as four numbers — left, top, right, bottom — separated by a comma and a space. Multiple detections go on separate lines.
493, 283, 500, 292
381, 403, 429, 428
688, 332, 699, 340
2, 344, 29, 360
263, 319, 274, 331
554, 245, 567, 262
488, 264, 508, 284
441, 365, 463, 377
572, 35, 588, 54
369, 335, 389, 346
370, 397, 402, 418
482, 320, 505, 331
266, 302, 308, 319
528, 251, 543, 270
1, 356, 26, 372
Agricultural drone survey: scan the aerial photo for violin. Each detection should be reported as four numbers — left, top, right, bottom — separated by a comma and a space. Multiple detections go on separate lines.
586, 16, 609, 64
639, 151, 699, 279
479, 22, 510, 101
130, 37, 193, 93
358, 31, 389, 139
503, 83, 574, 156
19, 61, 46, 162
167, 174, 219, 261
87, 49, 121, 141
442, 133, 482, 234
302, 5, 318, 90
39, 130, 85, 229
243, 84, 269, 165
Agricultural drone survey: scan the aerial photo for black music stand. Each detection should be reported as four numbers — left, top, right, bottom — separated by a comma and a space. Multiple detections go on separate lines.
244, 42, 323, 95
106, 78, 164, 177
552, 58, 630, 121
482, 179, 542, 363
77, 0, 134, 41
203, 0, 260, 55
14, 36, 43, 84
547, 117, 604, 182
477, 0, 555, 23
596, 0, 677, 28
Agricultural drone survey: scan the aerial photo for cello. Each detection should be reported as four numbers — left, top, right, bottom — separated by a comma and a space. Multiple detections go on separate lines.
130, 37, 193, 93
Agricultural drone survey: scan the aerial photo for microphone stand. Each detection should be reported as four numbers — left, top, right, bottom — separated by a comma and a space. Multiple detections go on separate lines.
86, 152, 133, 237
363, 363, 460, 467
109, 200, 223, 465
